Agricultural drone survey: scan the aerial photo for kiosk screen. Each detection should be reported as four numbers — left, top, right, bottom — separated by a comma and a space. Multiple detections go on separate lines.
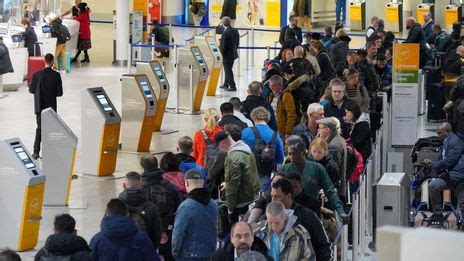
14, 147, 35, 169
96, 94, 113, 111
11, 35, 22, 42
42, 25, 51, 33
153, 64, 167, 90
140, 80, 153, 99
193, 49, 204, 65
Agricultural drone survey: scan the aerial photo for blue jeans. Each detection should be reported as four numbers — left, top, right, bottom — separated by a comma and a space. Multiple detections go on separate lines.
336, 0, 346, 24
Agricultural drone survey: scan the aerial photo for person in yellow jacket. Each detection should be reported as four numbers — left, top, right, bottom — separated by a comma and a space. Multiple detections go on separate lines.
267, 75, 297, 139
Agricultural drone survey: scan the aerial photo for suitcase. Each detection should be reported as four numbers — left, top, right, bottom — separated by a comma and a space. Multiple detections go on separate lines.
427, 83, 446, 121
27, 57, 45, 86
57, 51, 71, 73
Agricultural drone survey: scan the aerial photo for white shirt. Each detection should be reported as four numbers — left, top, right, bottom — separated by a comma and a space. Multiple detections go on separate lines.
234, 111, 253, 127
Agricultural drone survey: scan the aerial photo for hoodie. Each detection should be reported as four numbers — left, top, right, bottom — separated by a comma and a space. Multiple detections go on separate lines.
89, 215, 159, 261
35, 233, 90, 261
349, 112, 372, 162
224, 141, 261, 210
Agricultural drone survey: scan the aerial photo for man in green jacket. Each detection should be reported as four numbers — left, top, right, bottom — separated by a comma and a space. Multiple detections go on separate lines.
215, 131, 260, 224
279, 138, 350, 224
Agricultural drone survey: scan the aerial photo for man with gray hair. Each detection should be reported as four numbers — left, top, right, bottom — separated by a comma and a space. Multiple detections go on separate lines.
219, 16, 240, 91
293, 102, 324, 145
268, 75, 297, 137
257, 201, 313, 260
242, 81, 278, 131
422, 11, 434, 42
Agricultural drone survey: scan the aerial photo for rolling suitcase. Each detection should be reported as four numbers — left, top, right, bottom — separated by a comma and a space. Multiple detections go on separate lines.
57, 51, 71, 73
27, 43, 44, 87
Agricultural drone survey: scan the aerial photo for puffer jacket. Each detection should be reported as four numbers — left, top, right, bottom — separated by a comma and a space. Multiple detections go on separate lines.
433, 133, 464, 185
0, 39, 13, 75
35, 233, 90, 261
224, 140, 260, 211
268, 88, 297, 137
287, 74, 316, 119
258, 209, 314, 261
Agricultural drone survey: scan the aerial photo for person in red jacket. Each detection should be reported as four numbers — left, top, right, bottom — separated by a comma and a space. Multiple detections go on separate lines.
72, 3, 91, 63
192, 108, 223, 167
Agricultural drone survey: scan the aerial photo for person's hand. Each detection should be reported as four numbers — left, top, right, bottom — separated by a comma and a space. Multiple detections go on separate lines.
220, 182, 227, 191
340, 214, 350, 225
160, 232, 169, 244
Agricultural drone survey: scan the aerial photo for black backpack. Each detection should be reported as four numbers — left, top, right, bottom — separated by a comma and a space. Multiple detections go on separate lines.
201, 129, 219, 170
128, 203, 149, 233
147, 180, 175, 217
251, 127, 278, 176
57, 23, 71, 43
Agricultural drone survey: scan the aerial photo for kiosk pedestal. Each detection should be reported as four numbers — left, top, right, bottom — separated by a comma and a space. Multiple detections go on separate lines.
42, 108, 78, 206
81, 88, 121, 176
445, 4, 463, 32
349, 1, 366, 31
0, 138, 45, 251
136, 60, 170, 131
121, 74, 158, 152
386, 2, 403, 33
177, 46, 209, 114
417, 3, 434, 24
194, 36, 223, 96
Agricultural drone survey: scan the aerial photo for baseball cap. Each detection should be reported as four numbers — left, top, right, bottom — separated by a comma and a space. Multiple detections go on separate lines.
184, 169, 203, 180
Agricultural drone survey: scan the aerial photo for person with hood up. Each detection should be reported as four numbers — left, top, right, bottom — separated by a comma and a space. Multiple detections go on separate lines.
344, 69, 370, 113
35, 214, 90, 260
267, 75, 297, 138
283, 64, 315, 120
172, 169, 218, 260
261, 63, 285, 101
215, 130, 260, 224
89, 198, 160, 260
343, 100, 372, 162
257, 201, 313, 260
329, 28, 351, 68
242, 81, 278, 130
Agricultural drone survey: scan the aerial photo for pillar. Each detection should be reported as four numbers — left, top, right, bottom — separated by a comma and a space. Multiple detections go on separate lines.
116, 0, 130, 65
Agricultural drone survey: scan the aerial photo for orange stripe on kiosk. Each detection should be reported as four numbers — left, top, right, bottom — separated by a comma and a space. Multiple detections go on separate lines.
386, 2, 403, 33
193, 36, 223, 96
0, 138, 45, 251
445, 4, 463, 32
81, 87, 121, 176
417, 3, 434, 25
136, 61, 170, 131
121, 74, 158, 152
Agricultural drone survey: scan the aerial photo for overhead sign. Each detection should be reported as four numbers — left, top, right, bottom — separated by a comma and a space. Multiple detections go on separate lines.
391, 43, 419, 146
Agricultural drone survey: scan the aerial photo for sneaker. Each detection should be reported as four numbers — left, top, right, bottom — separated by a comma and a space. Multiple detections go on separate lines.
225, 87, 237, 92
31, 152, 40, 160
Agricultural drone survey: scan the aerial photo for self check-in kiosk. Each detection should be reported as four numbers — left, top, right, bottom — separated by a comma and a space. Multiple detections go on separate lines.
194, 36, 223, 96
121, 74, 157, 152
349, 1, 366, 31
177, 46, 209, 114
42, 108, 78, 206
136, 60, 170, 131
0, 138, 45, 251
81, 87, 121, 176
445, 1, 463, 32
386, 1, 403, 33
417, 0, 435, 24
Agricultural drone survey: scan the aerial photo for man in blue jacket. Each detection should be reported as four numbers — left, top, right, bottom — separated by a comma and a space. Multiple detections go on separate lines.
90, 198, 159, 261
172, 169, 218, 260
425, 123, 464, 227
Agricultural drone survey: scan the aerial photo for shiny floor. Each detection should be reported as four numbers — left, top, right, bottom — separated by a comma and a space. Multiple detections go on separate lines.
0, 23, 436, 260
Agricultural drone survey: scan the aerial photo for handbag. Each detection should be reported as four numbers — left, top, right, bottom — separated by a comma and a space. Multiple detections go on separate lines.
215, 23, 224, 35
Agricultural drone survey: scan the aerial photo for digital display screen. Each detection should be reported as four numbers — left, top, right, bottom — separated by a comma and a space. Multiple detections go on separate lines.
11, 35, 22, 42
153, 64, 167, 89
96, 94, 113, 112
42, 25, 51, 33
193, 49, 204, 65
14, 147, 35, 169
140, 80, 153, 99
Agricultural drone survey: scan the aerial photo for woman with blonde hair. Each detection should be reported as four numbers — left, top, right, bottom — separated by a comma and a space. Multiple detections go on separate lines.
308, 138, 341, 190
192, 108, 222, 167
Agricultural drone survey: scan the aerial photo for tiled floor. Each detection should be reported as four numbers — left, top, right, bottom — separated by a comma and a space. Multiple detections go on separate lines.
0, 23, 437, 260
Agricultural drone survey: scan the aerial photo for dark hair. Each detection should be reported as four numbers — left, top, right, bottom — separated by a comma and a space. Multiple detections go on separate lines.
229, 97, 242, 111
272, 178, 294, 198
231, 222, 253, 237
106, 198, 128, 216
78, 2, 87, 12
282, 63, 293, 75
178, 136, 193, 152
451, 31, 461, 40
223, 123, 242, 141
344, 100, 362, 120
376, 54, 386, 61
160, 152, 180, 172
220, 102, 234, 114
432, 24, 441, 31
289, 15, 297, 21
384, 31, 395, 42
0, 249, 21, 261
140, 154, 158, 171
44, 53, 54, 64
304, 32, 312, 39
324, 26, 333, 36
54, 213, 76, 234
125, 171, 141, 182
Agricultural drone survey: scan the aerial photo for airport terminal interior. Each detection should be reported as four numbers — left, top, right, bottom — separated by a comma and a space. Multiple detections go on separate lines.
1, 0, 464, 260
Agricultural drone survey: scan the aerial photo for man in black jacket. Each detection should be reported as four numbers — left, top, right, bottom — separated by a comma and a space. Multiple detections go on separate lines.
242, 81, 277, 131
35, 214, 90, 260
219, 16, 240, 92
218, 102, 248, 130
404, 17, 427, 68
279, 15, 303, 45
29, 53, 63, 159
119, 171, 162, 249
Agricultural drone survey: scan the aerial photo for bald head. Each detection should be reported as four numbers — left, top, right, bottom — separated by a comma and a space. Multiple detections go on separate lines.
406, 17, 416, 27
437, 122, 452, 139
294, 46, 305, 58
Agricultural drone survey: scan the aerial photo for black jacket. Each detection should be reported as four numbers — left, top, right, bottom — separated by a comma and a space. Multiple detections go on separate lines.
35, 233, 91, 261
21, 26, 40, 56
405, 23, 426, 50
330, 36, 351, 68
279, 25, 303, 45
242, 95, 277, 131
220, 26, 240, 62
317, 51, 334, 83
323, 96, 350, 137
218, 114, 248, 130
308, 155, 341, 189
207, 151, 227, 199
0, 39, 13, 75
50, 18, 67, 44
29, 67, 63, 114
176, 153, 196, 163
282, 36, 301, 51
220, 0, 237, 19
211, 236, 270, 261
350, 120, 372, 162
119, 188, 162, 248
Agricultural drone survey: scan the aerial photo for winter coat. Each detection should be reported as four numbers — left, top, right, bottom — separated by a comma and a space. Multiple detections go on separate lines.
279, 25, 303, 45
172, 188, 218, 260
207, 150, 227, 199
224, 140, 261, 211
220, 0, 237, 19
327, 130, 347, 197
287, 74, 317, 117
218, 114, 248, 130
89, 215, 160, 261
346, 83, 370, 113
323, 96, 350, 137
242, 95, 278, 131
375, 64, 392, 89
74, 10, 91, 39
349, 113, 372, 162
422, 19, 434, 45
268, 88, 297, 137
211, 236, 270, 261
241, 123, 285, 165
176, 153, 207, 181
0, 40, 13, 75
405, 23, 426, 50
192, 125, 223, 167
317, 51, 334, 83
282, 36, 301, 51
258, 210, 313, 261
118, 188, 162, 248
29, 67, 63, 114
292, 122, 315, 148
433, 133, 464, 185
329, 36, 351, 68
35, 233, 90, 261
292, 0, 311, 17
308, 155, 341, 189
280, 161, 345, 215
50, 18, 67, 44
290, 57, 313, 77
163, 171, 187, 198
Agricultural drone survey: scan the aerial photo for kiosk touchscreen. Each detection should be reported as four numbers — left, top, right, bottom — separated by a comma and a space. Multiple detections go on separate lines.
386, 1, 403, 33
194, 36, 223, 96
177, 46, 209, 114
0, 138, 45, 251
349, 1, 366, 31
81, 87, 121, 176
136, 60, 170, 131
41, 108, 78, 206
121, 74, 158, 152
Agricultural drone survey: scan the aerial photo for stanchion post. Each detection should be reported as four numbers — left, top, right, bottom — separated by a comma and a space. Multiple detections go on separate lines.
220, 66, 224, 87
0, 75, 4, 99
188, 65, 195, 114
174, 44, 178, 65
169, 24, 173, 45
237, 51, 241, 77
151, 36, 156, 61
341, 225, 348, 261
353, 195, 359, 261
274, 41, 278, 57
266, 46, 270, 60
251, 27, 255, 66
127, 43, 132, 73
175, 63, 180, 114
246, 32, 250, 69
